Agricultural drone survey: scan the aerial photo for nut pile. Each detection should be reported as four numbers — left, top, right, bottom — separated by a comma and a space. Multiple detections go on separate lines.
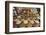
13, 7, 40, 28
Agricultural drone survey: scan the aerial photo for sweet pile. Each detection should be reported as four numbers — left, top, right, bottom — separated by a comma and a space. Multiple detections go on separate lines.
13, 7, 40, 28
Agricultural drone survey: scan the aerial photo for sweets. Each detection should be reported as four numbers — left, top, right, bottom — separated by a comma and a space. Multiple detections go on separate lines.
13, 7, 40, 28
